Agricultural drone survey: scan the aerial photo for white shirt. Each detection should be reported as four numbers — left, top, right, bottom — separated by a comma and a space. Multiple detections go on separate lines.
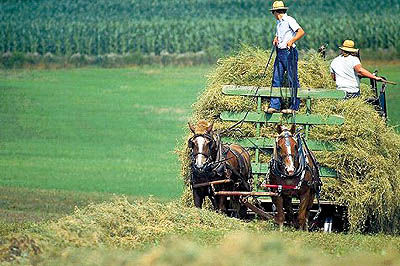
276, 14, 301, 49
330, 55, 361, 93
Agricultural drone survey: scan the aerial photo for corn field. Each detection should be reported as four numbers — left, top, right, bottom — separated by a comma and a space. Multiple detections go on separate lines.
1, 0, 399, 56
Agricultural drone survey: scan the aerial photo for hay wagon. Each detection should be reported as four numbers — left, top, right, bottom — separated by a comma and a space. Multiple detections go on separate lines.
190, 72, 392, 231
216, 85, 349, 232
211, 76, 393, 232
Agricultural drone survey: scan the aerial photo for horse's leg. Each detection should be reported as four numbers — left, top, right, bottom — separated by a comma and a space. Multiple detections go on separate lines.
272, 196, 284, 231
306, 191, 316, 230
283, 196, 294, 227
209, 194, 218, 210
230, 196, 239, 218
230, 196, 247, 219
218, 195, 228, 214
298, 189, 312, 230
193, 188, 204, 208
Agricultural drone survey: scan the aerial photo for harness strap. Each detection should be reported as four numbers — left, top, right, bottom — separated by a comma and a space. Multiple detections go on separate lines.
229, 147, 246, 177
224, 145, 251, 191
300, 134, 322, 190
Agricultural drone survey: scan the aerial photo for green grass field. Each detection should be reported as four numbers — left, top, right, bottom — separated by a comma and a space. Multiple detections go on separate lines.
363, 61, 400, 128
0, 66, 210, 201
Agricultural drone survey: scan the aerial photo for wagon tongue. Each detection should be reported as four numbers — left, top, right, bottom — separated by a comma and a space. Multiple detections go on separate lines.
263, 184, 297, 190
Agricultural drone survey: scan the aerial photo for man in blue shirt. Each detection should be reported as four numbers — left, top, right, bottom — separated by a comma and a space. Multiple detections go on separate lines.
266, 1, 305, 114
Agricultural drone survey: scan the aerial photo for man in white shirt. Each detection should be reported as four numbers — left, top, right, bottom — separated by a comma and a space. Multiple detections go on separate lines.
330, 40, 383, 98
266, 1, 305, 114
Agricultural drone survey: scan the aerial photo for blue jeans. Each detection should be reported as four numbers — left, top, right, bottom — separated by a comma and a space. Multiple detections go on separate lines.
269, 48, 300, 111
345, 91, 361, 99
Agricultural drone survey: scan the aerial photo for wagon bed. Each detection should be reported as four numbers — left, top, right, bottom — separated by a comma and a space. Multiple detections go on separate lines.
219, 85, 347, 232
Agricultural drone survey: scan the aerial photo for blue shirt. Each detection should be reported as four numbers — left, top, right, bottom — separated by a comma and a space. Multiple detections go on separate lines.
276, 14, 301, 49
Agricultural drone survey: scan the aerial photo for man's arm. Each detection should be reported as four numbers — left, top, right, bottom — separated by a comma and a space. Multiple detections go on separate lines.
354, 64, 384, 81
330, 73, 336, 81
287, 28, 305, 48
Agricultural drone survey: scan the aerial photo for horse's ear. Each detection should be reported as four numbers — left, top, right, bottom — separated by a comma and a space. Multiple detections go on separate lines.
276, 124, 283, 134
188, 122, 195, 134
290, 124, 296, 134
206, 122, 214, 133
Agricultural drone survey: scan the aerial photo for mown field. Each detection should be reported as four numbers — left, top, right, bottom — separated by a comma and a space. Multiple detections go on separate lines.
0, 66, 210, 199
4, 196, 400, 265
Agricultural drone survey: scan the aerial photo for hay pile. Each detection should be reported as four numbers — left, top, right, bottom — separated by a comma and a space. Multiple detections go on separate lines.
2, 197, 400, 264
178, 45, 400, 232
45, 196, 248, 247
0, 196, 256, 263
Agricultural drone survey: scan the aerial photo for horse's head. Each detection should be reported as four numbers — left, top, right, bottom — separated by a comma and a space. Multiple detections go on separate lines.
188, 120, 216, 172
275, 124, 299, 176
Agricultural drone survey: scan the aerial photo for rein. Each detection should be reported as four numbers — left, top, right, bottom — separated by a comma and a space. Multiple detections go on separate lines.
220, 46, 276, 135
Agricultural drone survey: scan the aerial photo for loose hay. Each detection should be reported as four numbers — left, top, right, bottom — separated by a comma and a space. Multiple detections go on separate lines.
0, 196, 254, 263
45, 196, 247, 249
177, 45, 400, 233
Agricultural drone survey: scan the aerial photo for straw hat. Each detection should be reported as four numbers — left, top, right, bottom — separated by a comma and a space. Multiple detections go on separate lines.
270, 1, 289, 11
339, 40, 359, 53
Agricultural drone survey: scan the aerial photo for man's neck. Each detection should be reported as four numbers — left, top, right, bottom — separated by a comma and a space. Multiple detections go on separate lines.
276, 13, 285, 20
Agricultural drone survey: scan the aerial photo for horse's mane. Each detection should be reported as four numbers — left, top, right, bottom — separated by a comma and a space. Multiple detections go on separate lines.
194, 119, 211, 134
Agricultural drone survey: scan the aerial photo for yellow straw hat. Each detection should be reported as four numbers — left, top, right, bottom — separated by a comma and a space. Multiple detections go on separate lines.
339, 40, 359, 53
270, 1, 289, 11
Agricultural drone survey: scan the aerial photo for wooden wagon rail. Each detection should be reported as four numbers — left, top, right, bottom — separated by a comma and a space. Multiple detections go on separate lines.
192, 179, 232, 189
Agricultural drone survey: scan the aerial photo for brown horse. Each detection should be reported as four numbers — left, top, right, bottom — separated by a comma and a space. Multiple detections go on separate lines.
269, 124, 322, 231
188, 120, 252, 217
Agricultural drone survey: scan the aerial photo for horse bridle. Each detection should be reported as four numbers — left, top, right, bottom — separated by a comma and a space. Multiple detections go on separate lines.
188, 133, 216, 168
271, 130, 306, 179
275, 131, 299, 164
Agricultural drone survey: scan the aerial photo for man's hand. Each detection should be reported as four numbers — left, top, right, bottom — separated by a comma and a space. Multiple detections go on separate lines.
286, 28, 305, 49
273, 36, 278, 46
287, 40, 294, 49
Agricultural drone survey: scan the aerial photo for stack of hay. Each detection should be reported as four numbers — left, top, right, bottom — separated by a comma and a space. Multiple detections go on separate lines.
177, 45, 400, 233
